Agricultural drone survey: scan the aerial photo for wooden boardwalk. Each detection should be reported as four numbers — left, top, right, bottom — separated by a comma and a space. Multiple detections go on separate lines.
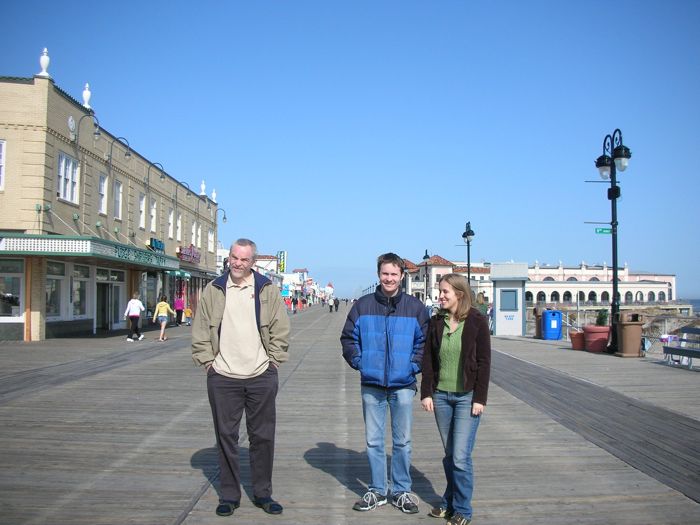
0, 305, 699, 524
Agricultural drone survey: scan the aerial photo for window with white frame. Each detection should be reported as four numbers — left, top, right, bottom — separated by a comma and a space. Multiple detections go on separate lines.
176, 212, 182, 241
139, 193, 146, 229
113, 180, 123, 220
46, 261, 66, 318
57, 152, 79, 203
0, 259, 23, 317
197, 224, 202, 248
72, 264, 90, 317
0, 139, 5, 190
168, 208, 174, 239
150, 198, 157, 232
191, 220, 196, 246
208, 228, 214, 253
98, 174, 108, 214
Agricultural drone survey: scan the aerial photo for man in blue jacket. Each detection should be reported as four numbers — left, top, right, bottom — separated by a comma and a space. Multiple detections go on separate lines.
341, 252, 429, 514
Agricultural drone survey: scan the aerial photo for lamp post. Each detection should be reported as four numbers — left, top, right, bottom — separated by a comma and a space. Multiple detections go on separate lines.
145, 161, 166, 192
595, 128, 631, 354
70, 113, 100, 145
216, 208, 228, 223
462, 221, 475, 283
423, 249, 430, 302
107, 137, 131, 172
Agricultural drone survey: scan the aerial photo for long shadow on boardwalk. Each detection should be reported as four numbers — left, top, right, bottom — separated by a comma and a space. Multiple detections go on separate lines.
304, 441, 440, 504
191, 446, 255, 502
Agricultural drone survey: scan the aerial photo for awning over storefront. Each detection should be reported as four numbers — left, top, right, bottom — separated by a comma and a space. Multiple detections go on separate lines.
0, 234, 180, 271
166, 270, 192, 279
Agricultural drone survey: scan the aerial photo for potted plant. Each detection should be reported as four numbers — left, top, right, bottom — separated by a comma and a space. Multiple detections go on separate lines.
583, 309, 610, 352
569, 329, 585, 350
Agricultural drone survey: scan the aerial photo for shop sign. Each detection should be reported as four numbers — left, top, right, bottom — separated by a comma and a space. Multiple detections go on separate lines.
115, 245, 168, 266
177, 244, 201, 263
149, 237, 165, 253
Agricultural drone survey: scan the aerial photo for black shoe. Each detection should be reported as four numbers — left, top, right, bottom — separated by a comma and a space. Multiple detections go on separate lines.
254, 497, 283, 515
353, 490, 388, 511
391, 492, 419, 514
215, 501, 239, 516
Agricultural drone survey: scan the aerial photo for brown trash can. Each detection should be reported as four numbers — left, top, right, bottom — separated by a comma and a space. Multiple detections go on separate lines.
534, 306, 544, 339
616, 312, 644, 357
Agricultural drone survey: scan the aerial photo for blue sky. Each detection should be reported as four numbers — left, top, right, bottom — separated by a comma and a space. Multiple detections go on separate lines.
4, 0, 699, 298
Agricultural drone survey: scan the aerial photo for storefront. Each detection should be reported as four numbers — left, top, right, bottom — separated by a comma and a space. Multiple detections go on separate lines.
0, 234, 180, 341
175, 244, 218, 314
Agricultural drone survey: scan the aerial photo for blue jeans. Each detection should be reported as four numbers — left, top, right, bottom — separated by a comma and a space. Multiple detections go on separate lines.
433, 390, 481, 518
361, 385, 415, 495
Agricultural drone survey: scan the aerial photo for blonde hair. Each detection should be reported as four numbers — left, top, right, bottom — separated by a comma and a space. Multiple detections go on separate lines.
438, 273, 473, 321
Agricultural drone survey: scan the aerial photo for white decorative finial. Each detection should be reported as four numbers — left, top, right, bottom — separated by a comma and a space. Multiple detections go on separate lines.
200, 180, 206, 195
38, 48, 50, 78
211, 188, 217, 203
82, 83, 92, 109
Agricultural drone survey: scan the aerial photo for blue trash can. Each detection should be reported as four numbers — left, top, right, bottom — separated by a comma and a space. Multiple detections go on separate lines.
542, 310, 562, 340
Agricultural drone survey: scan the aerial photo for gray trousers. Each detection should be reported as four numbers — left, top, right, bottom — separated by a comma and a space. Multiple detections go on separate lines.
207, 365, 278, 503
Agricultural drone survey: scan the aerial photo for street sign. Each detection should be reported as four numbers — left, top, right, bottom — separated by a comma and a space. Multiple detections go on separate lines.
595, 227, 612, 234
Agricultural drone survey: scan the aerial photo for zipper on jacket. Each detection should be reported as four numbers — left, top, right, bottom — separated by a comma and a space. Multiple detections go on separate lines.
384, 300, 391, 386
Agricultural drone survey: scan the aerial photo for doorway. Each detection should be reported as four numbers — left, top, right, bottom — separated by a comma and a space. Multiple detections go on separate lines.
96, 282, 124, 331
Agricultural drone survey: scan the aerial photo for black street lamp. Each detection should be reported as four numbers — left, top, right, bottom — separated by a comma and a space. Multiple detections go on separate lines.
595, 128, 632, 353
462, 222, 475, 282
423, 249, 430, 302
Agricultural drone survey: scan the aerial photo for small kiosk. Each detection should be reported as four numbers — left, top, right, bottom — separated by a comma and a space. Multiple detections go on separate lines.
490, 263, 528, 336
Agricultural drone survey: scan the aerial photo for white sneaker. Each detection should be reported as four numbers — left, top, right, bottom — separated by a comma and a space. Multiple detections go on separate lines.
126, 338, 134, 342
138, 334, 145, 341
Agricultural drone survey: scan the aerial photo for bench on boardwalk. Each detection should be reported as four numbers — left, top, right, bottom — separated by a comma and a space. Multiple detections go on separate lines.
663, 326, 700, 370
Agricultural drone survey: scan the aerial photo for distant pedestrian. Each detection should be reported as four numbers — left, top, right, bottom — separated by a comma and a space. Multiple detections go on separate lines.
334, 297, 340, 312
292, 296, 298, 314
152, 295, 175, 341
123, 292, 145, 342
174, 295, 185, 326
192, 238, 290, 517
341, 252, 429, 514
184, 306, 193, 326
329, 298, 334, 313
421, 273, 491, 525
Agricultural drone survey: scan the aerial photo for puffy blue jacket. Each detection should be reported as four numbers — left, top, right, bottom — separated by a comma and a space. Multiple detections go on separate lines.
341, 288, 429, 388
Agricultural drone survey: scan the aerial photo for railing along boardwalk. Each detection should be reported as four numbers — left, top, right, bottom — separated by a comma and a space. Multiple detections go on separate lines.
0, 304, 699, 524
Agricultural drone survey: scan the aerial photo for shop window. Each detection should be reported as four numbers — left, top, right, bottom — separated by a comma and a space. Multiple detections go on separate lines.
72, 265, 90, 317
57, 152, 79, 204
0, 259, 23, 317
46, 261, 66, 318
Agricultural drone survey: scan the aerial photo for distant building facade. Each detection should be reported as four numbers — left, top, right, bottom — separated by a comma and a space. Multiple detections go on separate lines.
0, 53, 220, 340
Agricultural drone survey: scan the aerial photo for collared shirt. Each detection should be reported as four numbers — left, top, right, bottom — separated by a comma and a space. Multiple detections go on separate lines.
437, 316, 466, 392
213, 272, 269, 379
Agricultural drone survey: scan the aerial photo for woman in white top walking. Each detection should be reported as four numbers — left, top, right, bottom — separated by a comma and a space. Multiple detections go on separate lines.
124, 292, 146, 341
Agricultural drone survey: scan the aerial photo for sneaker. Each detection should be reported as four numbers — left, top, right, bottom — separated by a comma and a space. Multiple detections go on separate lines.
126, 338, 134, 342
353, 490, 388, 511
446, 512, 471, 525
392, 492, 419, 514
429, 506, 452, 518
138, 334, 145, 341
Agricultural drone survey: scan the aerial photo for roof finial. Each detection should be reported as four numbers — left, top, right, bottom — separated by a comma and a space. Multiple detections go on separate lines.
37, 48, 50, 78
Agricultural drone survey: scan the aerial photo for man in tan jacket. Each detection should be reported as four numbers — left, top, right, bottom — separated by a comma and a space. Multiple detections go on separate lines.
192, 238, 290, 517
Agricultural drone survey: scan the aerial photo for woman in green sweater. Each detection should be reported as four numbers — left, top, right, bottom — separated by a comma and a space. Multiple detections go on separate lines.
420, 274, 491, 525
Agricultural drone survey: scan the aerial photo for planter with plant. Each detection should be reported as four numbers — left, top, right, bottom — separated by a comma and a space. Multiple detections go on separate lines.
583, 309, 610, 352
